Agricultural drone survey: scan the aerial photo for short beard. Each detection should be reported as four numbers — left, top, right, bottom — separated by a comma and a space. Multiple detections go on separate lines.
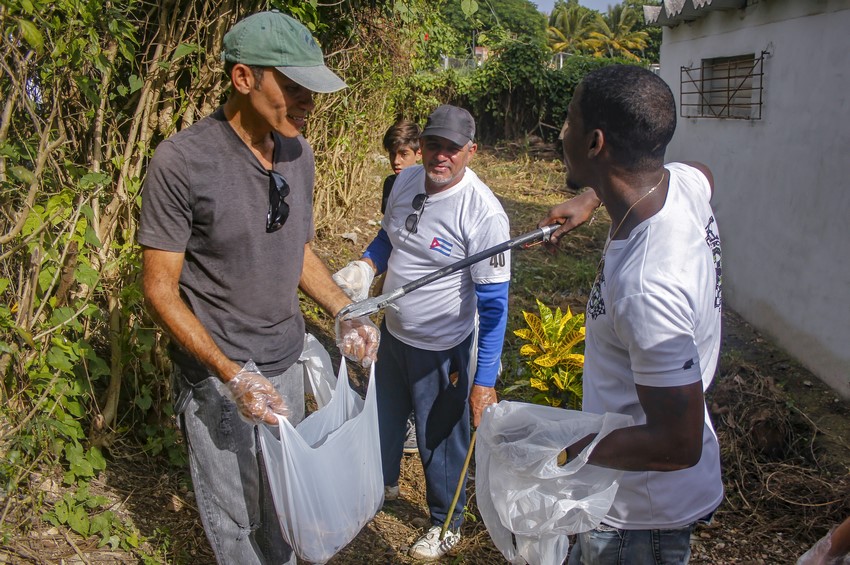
425, 171, 455, 187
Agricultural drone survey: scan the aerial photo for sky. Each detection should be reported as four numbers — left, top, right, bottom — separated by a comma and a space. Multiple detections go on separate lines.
533, 0, 615, 14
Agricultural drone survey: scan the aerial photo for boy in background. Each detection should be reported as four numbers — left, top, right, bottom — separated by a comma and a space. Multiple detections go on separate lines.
382, 121, 421, 453
381, 120, 422, 214
335, 119, 422, 454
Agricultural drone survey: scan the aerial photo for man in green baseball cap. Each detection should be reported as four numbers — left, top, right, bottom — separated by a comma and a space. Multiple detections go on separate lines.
222, 9, 347, 94
139, 10, 377, 565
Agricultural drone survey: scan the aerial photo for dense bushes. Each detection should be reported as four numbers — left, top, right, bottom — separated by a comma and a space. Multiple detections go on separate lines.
0, 0, 413, 552
464, 49, 645, 143
397, 42, 643, 144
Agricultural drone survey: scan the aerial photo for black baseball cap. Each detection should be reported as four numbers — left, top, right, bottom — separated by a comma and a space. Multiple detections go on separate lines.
421, 105, 476, 146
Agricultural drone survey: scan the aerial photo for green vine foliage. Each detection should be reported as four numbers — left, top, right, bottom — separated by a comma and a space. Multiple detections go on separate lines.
507, 299, 586, 409
0, 0, 416, 555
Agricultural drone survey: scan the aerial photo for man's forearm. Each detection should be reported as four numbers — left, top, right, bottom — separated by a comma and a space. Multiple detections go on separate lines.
473, 282, 509, 387
143, 273, 239, 382
300, 244, 352, 318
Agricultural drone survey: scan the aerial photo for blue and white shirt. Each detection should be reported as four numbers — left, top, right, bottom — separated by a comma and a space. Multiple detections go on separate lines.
381, 165, 510, 351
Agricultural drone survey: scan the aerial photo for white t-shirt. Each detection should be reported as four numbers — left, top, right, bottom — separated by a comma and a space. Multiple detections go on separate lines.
381, 165, 511, 350
584, 162, 724, 529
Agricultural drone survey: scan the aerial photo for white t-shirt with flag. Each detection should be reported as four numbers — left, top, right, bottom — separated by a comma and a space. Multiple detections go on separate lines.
381, 165, 510, 351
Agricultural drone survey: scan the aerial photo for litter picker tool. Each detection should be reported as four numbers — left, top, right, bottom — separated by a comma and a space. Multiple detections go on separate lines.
337, 224, 559, 321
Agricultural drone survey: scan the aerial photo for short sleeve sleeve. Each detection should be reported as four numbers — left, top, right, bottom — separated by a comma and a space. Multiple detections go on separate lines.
138, 140, 193, 252
468, 212, 511, 285
612, 292, 702, 387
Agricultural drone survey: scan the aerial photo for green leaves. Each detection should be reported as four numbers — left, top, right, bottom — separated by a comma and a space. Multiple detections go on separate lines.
63, 443, 107, 484
18, 19, 45, 54
461, 0, 479, 18
9, 165, 36, 184
512, 298, 586, 408
45, 485, 114, 540
172, 42, 199, 62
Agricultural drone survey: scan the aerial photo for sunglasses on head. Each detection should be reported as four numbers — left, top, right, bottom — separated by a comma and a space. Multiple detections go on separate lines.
267, 170, 290, 233
405, 193, 428, 233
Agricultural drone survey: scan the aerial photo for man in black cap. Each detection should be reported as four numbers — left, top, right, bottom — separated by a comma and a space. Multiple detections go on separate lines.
334, 104, 511, 559
139, 10, 378, 565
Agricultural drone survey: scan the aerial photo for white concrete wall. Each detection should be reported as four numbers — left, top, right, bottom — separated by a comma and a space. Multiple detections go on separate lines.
659, 0, 850, 398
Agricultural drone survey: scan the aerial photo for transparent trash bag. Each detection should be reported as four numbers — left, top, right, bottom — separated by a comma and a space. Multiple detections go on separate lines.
797, 525, 850, 565
299, 333, 337, 409
476, 400, 633, 565
259, 357, 382, 564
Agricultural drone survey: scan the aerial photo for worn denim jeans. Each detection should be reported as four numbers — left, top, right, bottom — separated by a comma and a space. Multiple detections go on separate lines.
375, 323, 473, 530
567, 521, 696, 565
174, 362, 305, 565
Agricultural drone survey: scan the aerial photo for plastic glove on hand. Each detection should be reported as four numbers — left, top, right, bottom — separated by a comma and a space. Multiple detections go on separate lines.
224, 360, 291, 426
332, 260, 375, 302
335, 315, 380, 368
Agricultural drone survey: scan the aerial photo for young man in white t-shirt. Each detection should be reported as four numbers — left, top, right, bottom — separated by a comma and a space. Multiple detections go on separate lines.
335, 105, 510, 560
539, 65, 724, 564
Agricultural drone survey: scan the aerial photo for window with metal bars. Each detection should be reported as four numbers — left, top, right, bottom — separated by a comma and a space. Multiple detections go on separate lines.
680, 53, 766, 119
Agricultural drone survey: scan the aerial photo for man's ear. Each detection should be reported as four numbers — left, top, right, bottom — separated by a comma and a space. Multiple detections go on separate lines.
587, 129, 604, 159
230, 63, 256, 95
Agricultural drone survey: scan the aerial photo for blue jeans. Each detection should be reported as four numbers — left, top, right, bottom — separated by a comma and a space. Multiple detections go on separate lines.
376, 324, 473, 530
567, 522, 696, 565
174, 362, 304, 565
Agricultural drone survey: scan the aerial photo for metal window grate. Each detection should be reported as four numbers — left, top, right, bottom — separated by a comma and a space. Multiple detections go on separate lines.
680, 52, 766, 119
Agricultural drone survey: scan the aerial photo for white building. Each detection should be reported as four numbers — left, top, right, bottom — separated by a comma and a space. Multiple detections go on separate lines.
646, 0, 850, 399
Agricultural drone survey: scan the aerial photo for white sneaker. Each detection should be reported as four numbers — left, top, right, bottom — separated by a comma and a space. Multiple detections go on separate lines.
384, 485, 399, 502
409, 525, 460, 560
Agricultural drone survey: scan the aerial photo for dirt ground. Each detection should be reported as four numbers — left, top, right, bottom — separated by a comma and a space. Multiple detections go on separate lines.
3, 145, 849, 564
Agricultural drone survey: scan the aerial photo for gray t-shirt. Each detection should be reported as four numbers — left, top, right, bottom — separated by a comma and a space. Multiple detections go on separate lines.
138, 107, 314, 377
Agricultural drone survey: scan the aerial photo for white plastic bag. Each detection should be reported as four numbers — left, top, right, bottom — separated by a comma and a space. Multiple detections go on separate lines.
259, 358, 382, 564
299, 333, 337, 409
476, 400, 633, 565
797, 524, 850, 565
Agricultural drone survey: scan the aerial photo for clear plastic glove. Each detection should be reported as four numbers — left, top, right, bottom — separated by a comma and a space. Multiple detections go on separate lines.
224, 360, 291, 426
332, 260, 375, 302
335, 315, 380, 368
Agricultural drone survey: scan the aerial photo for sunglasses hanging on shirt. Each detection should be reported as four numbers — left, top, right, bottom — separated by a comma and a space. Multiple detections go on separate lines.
405, 193, 428, 233
267, 170, 291, 233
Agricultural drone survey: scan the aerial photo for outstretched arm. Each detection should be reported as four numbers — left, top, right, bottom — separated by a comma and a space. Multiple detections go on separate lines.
331, 229, 392, 301
537, 189, 602, 246
362, 228, 392, 275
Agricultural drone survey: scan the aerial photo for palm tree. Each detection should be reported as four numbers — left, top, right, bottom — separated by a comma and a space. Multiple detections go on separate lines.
547, 2, 596, 55
586, 4, 649, 61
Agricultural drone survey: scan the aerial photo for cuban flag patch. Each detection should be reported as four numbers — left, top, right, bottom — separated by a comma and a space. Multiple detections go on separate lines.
430, 237, 453, 257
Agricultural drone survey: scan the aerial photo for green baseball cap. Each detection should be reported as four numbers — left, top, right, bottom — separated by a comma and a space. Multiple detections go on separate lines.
222, 10, 347, 93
